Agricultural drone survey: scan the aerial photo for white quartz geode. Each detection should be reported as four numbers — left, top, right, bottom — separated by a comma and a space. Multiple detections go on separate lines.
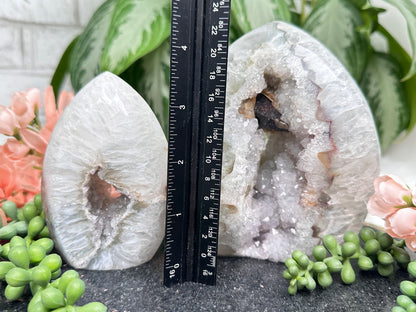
217, 22, 380, 262
42, 72, 167, 270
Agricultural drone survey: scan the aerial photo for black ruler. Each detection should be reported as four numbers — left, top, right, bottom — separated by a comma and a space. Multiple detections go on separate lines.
164, 0, 230, 286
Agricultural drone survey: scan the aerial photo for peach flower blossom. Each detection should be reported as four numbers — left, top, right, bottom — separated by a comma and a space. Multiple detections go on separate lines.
0, 86, 73, 207
367, 175, 416, 251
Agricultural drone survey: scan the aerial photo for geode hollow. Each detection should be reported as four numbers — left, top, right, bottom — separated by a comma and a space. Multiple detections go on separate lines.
217, 22, 380, 261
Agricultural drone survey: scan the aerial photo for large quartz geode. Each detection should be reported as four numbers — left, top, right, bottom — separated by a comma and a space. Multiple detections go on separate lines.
217, 22, 380, 261
42, 72, 167, 270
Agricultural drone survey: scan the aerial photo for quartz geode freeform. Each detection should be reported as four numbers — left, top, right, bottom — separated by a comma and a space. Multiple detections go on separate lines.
42, 72, 167, 270
218, 22, 380, 262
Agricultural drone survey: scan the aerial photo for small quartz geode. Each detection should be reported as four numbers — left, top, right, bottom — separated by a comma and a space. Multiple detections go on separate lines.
217, 22, 380, 261
42, 72, 167, 270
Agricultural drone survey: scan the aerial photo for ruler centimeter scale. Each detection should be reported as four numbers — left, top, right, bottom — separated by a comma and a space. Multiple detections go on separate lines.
164, 0, 231, 286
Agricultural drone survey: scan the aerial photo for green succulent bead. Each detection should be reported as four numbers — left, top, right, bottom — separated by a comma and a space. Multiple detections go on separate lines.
77, 302, 108, 312
283, 269, 292, 280
344, 231, 360, 246
397, 294, 414, 308
323, 235, 338, 255
38, 225, 50, 238
23, 202, 38, 222
0, 223, 17, 240
312, 261, 328, 273
66, 278, 86, 305
409, 262, 416, 279
34, 194, 42, 215
305, 273, 316, 291
317, 270, 333, 288
30, 281, 43, 296
358, 255, 373, 271
377, 231, 393, 250
341, 259, 355, 284
364, 239, 381, 256
288, 284, 297, 295
32, 265, 52, 288
17, 208, 25, 221
28, 216, 46, 238
359, 227, 376, 242
325, 257, 343, 273
5, 284, 26, 301
408, 303, 416, 312
51, 268, 62, 280
40, 286, 66, 309
295, 254, 310, 269
392, 247, 410, 266
0, 261, 16, 279
297, 276, 308, 287
341, 242, 357, 258
1, 243, 10, 259
377, 263, 394, 277
40, 254, 62, 273
378, 251, 394, 265
1, 200, 18, 220
5, 267, 32, 287
288, 265, 299, 277
285, 258, 297, 269
15, 220, 28, 236
392, 306, 407, 312
10, 236, 26, 248
8, 245, 30, 269
313, 245, 327, 261
401, 281, 416, 300
29, 245, 46, 264
32, 238, 54, 254
27, 301, 49, 312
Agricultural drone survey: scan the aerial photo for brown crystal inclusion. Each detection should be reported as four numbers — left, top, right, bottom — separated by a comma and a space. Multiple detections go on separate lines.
239, 76, 289, 131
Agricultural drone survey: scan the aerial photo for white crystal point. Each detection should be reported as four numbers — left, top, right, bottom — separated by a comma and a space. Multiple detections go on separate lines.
42, 72, 167, 270
218, 22, 380, 262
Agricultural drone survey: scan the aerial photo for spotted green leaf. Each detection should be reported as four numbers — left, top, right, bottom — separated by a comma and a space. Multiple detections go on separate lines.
303, 0, 369, 81
383, 0, 416, 81
360, 53, 410, 152
101, 0, 170, 75
230, 0, 291, 36
69, 0, 117, 91
136, 40, 170, 135
378, 25, 416, 133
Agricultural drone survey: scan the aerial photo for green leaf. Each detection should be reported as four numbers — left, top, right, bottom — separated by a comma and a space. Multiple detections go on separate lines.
69, 0, 117, 91
101, 0, 171, 75
302, 0, 369, 81
230, 0, 291, 36
125, 40, 170, 135
378, 25, 416, 133
51, 36, 78, 98
360, 53, 410, 152
383, 0, 416, 81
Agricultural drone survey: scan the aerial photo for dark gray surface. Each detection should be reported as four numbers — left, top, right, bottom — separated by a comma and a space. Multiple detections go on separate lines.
0, 251, 408, 312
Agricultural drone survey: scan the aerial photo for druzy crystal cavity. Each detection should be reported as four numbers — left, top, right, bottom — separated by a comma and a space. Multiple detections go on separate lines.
218, 22, 380, 261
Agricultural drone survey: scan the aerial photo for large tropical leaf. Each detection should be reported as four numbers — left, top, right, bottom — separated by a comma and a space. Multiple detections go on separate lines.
383, 0, 416, 81
230, 0, 291, 36
303, 0, 369, 81
360, 53, 410, 152
51, 36, 78, 98
135, 40, 170, 135
378, 25, 416, 133
101, 0, 170, 75
69, 0, 117, 91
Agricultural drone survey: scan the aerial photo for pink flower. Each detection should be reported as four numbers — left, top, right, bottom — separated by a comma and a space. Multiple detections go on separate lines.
367, 175, 412, 218
367, 175, 416, 251
9, 89, 40, 128
0, 86, 72, 207
0, 106, 19, 136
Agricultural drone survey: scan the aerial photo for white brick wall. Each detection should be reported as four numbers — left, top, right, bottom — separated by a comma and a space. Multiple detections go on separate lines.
0, 0, 105, 104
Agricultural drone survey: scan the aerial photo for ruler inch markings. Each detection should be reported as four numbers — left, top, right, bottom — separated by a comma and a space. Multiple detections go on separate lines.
164, 0, 230, 287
